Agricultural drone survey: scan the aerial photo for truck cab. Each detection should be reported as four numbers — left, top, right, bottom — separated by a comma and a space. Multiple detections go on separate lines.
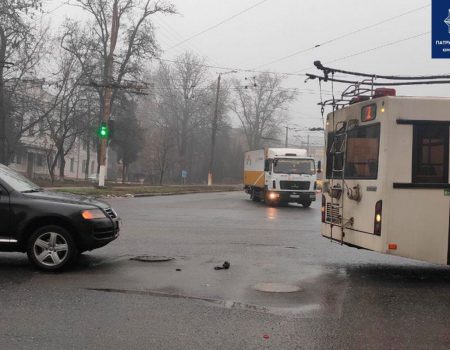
244, 148, 317, 207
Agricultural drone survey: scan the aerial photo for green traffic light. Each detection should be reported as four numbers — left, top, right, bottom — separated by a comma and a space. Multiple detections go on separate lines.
97, 124, 109, 139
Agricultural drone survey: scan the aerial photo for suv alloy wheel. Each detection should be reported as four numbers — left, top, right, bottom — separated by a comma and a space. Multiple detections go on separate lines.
27, 225, 77, 271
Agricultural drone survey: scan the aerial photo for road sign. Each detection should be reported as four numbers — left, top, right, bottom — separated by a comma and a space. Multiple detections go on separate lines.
181, 170, 187, 178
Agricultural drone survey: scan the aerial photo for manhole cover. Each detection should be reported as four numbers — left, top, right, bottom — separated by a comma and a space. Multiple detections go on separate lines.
130, 256, 174, 262
253, 283, 301, 293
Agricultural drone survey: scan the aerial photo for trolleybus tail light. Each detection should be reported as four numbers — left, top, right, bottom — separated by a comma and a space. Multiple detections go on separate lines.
388, 243, 397, 250
374, 200, 382, 235
373, 88, 396, 98
321, 195, 326, 222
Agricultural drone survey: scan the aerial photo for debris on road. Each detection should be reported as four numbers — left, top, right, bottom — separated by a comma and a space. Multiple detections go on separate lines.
214, 261, 230, 270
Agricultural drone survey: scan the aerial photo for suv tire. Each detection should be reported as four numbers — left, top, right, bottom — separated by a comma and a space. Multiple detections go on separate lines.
27, 225, 77, 271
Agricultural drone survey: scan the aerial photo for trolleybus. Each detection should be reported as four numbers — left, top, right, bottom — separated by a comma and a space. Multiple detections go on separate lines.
321, 90, 450, 265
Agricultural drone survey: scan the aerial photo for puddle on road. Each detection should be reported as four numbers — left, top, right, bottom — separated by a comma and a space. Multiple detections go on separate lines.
130, 256, 174, 263
253, 282, 302, 293
85, 287, 322, 318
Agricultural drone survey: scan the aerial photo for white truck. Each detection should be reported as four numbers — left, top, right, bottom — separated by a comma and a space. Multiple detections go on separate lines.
243, 148, 317, 207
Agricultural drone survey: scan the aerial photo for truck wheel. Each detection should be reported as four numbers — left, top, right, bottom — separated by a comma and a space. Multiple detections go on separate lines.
250, 189, 259, 202
27, 225, 78, 271
301, 200, 312, 208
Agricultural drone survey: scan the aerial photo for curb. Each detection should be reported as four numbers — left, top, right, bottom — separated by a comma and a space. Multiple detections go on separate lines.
102, 189, 242, 198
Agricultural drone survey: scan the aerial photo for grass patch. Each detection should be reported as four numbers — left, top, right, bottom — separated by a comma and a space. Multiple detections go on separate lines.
52, 185, 241, 197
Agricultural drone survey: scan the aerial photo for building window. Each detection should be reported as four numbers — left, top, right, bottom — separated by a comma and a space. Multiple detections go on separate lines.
412, 124, 449, 183
70, 158, 75, 172
37, 154, 44, 167
39, 119, 45, 136
15, 151, 22, 164
28, 118, 36, 136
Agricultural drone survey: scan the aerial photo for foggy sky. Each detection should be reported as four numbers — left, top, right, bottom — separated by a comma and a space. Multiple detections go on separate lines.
43, 0, 441, 147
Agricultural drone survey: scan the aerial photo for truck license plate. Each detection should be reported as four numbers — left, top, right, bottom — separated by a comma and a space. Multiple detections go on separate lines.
290, 194, 299, 198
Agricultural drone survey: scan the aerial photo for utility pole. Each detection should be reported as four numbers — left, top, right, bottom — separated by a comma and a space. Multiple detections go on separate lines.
208, 70, 236, 186
285, 126, 288, 147
208, 73, 221, 186
307, 134, 310, 155
98, 0, 119, 187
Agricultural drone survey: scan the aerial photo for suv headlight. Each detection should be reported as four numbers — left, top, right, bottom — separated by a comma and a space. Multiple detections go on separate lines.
81, 209, 107, 220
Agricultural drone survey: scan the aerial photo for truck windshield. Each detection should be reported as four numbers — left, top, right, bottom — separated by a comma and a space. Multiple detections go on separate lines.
273, 158, 315, 175
0, 164, 41, 192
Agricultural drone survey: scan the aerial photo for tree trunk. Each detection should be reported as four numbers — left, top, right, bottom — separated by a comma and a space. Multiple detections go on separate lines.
121, 163, 127, 184
85, 135, 90, 180
0, 27, 7, 164
59, 151, 65, 182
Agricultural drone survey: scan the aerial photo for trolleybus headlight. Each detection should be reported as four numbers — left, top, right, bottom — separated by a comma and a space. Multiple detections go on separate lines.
374, 200, 382, 235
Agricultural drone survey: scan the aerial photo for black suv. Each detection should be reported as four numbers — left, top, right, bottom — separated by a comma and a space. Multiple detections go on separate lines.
0, 164, 120, 271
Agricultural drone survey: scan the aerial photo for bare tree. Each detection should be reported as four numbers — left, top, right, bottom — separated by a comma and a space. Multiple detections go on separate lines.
155, 53, 211, 177
0, 1, 49, 163
231, 73, 297, 150
68, 0, 175, 183
110, 94, 144, 183
43, 39, 92, 183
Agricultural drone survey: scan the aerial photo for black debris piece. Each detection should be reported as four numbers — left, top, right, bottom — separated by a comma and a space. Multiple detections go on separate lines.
214, 261, 230, 270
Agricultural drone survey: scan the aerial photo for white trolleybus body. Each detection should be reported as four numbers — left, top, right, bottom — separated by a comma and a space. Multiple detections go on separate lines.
321, 91, 450, 265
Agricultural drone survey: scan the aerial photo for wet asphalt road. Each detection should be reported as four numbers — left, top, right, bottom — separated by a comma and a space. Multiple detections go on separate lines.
1, 191, 450, 349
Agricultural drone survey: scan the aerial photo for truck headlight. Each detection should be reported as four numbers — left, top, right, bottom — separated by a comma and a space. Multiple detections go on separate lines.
268, 192, 279, 200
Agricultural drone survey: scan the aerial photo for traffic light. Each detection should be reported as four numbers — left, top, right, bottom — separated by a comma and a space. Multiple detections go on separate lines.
97, 122, 109, 139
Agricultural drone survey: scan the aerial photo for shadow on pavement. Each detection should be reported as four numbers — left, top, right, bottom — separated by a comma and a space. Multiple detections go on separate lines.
343, 263, 450, 285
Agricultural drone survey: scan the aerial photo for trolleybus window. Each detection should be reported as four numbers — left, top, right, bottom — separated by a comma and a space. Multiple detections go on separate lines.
412, 125, 449, 183
326, 124, 380, 179
345, 124, 380, 179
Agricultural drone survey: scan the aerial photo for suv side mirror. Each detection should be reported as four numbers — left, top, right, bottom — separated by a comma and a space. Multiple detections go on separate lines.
264, 160, 270, 172
317, 160, 322, 173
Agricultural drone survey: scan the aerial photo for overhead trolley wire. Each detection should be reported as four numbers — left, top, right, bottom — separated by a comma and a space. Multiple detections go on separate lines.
254, 4, 430, 69
156, 57, 306, 77
295, 32, 430, 73
164, 0, 270, 52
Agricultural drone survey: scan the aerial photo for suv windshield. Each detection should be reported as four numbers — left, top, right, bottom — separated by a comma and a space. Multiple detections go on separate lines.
0, 164, 41, 192
273, 158, 315, 175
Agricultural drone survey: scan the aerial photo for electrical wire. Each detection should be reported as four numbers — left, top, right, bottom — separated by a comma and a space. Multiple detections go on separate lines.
254, 3, 429, 69
295, 31, 430, 73
157, 57, 305, 77
164, 0, 270, 52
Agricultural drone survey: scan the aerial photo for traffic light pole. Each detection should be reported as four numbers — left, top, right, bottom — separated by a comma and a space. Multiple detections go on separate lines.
98, 1, 119, 187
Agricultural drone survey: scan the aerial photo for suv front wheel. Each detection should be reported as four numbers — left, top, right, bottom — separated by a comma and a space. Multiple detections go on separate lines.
27, 225, 77, 271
